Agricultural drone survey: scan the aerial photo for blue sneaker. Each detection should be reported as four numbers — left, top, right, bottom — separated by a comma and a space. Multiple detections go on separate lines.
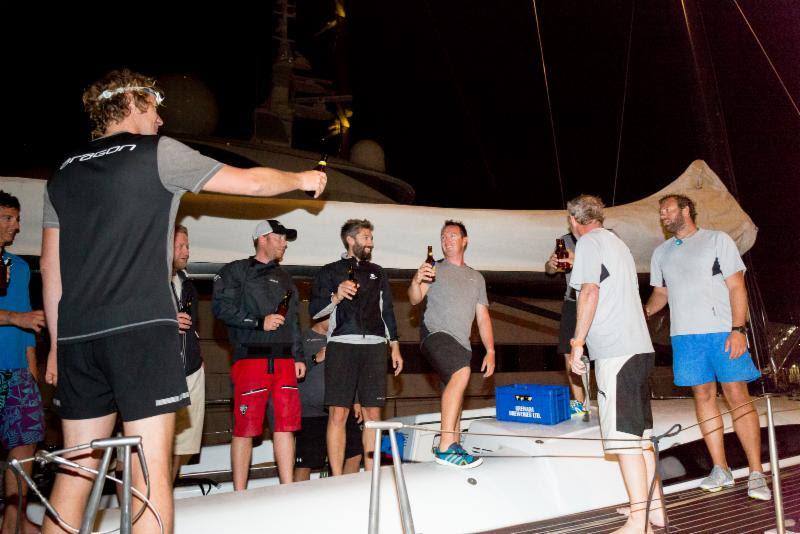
570, 400, 588, 417
434, 443, 483, 469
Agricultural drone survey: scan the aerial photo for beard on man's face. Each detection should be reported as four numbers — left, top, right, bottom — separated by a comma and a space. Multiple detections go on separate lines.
353, 243, 372, 261
661, 216, 685, 234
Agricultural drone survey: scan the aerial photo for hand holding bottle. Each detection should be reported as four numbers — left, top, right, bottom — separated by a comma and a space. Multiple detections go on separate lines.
336, 279, 359, 301
414, 263, 435, 284
263, 314, 286, 331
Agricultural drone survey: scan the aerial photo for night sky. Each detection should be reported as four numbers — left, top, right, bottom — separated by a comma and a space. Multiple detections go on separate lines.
2, 1, 799, 321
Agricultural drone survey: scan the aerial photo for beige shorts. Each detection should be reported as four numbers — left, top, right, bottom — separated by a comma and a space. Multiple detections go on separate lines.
173, 365, 205, 456
595, 353, 655, 455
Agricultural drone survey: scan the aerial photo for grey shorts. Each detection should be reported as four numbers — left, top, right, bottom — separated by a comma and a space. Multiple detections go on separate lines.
421, 332, 472, 385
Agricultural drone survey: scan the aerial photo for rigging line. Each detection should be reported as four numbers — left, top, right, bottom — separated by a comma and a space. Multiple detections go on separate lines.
421, 0, 500, 199
733, 0, 800, 120
681, 0, 743, 201
695, 3, 741, 201
531, 0, 566, 207
612, 0, 636, 206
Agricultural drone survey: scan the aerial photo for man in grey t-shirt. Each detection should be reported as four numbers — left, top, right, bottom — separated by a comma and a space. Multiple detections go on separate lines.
567, 195, 661, 533
408, 220, 495, 469
41, 69, 327, 534
646, 194, 768, 501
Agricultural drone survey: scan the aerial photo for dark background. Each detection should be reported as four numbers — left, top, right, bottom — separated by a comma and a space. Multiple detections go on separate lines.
2, 0, 798, 321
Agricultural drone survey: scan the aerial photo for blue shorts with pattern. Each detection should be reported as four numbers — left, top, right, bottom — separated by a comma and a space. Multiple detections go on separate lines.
0, 368, 45, 449
671, 332, 761, 387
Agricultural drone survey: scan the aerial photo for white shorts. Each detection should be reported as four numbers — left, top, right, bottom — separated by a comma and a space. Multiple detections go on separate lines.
595, 353, 655, 455
173, 365, 205, 456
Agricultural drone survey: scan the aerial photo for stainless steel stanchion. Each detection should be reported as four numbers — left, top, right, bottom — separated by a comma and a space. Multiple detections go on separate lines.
79, 446, 114, 534
366, 421, 415, 534
118, 441, 133, 534
369, 426, 382, 534
766, 396, 786, 534
389, 428, 415, 534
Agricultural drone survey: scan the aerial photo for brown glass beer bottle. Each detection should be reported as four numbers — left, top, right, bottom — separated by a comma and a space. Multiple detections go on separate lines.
275, 290, 292, 317
347, 264, 358, 299
555, 239, 572, 273
425, 245, 436, 283
306, 154, 328, 197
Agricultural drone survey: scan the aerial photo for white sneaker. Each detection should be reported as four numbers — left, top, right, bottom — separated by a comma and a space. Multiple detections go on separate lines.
747, 471, 772, 501
699, 465, 734, 492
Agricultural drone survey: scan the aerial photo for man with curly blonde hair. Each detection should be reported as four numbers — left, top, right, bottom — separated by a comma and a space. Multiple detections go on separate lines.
41, 68, 326, 534
82, 69, 163, 139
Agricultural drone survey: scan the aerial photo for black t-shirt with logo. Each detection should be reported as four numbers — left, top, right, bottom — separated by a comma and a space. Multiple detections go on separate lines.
43, 134, 222, 343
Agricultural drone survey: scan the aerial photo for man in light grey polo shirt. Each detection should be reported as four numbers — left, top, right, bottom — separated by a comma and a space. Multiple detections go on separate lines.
646, 194, 768, 500
567, 195, 661, 533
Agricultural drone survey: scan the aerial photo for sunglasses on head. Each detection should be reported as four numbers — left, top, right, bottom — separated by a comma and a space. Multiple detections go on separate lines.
98, 86, 164, 106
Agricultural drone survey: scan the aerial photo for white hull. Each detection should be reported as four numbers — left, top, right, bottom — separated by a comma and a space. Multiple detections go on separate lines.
89, 396, 800, 533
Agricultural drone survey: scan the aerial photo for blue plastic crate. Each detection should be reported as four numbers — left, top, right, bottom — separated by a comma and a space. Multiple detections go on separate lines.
495, 384, 570, 425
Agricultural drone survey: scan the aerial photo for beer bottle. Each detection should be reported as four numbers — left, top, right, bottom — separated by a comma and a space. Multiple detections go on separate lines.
179, 299, 192, 317
0, 254, 9, 297
555, 239, 572, 273
348, 263, 358, 299
425, 245, 436, 283
306, 154, 328, 197
275, 290, 292, 317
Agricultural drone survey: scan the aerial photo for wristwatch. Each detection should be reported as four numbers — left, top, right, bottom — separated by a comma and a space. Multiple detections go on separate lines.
731, 325, 748, 335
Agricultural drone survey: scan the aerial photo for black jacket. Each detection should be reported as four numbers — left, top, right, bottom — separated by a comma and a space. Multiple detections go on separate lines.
309, 257, 399, 341
212, 258, 303, 363
173, 270, 202, 375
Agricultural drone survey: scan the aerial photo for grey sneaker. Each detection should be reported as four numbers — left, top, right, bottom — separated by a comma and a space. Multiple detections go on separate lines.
747, 471, 772, 501
699, 465, 734, 492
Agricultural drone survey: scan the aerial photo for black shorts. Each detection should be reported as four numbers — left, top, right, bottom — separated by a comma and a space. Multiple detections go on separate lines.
421, 332, 472, 385
324, 342, 387, 408
295, 415, 362, 470
54, 325, 189, 422
557, 299, 577, 355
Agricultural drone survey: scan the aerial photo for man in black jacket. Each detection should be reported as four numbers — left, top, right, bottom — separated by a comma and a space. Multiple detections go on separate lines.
310, 219, 403, 475
213, 220, 305, 489
171, 225, 204, 481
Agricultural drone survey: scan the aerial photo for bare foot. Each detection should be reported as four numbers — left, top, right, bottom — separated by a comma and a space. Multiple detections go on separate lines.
615, 506, 665, 528
611, 517, 654, 534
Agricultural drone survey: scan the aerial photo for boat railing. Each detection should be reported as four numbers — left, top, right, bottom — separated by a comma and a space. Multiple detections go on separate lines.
364, 420, 415, 534
1, 395, 793, 533
365, 394, 792, 534
2, 435, 161, 534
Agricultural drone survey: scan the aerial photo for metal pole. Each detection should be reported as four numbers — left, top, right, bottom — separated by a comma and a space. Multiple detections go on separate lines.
389, 428, 415, 534
79, 445, 114, 534
368, 427, 382, 534
766, 396, 786, 534
120, 444, 133, 534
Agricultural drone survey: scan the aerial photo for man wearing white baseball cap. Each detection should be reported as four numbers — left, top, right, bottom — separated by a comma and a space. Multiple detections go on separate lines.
213, 219, 305, 489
